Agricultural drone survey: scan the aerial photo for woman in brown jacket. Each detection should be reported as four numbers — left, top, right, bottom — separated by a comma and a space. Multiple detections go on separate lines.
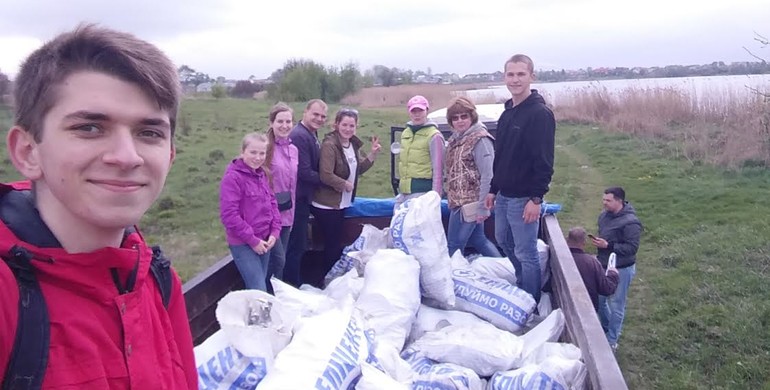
311, 108, 381, 285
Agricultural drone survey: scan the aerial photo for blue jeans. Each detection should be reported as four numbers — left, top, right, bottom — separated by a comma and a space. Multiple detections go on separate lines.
230, 244, 269, 291
267, 226, 292, 287
598, 263, 636, 345
285, 198, 311, 287
447, 207, 501, 257
494, 195, 541, 302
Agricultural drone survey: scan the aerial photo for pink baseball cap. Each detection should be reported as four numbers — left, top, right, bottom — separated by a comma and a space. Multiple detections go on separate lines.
407, 95, 429, 112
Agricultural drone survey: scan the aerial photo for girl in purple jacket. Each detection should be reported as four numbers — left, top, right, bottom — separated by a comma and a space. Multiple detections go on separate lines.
219, 133, 281, 291
265, 102, 298, 286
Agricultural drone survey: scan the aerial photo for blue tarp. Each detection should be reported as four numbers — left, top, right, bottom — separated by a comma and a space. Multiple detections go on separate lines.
345, 197, 561, 219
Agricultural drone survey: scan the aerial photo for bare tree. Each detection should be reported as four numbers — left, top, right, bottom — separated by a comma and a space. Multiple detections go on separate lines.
743, 32, 768, 63
743, 32, 769, 98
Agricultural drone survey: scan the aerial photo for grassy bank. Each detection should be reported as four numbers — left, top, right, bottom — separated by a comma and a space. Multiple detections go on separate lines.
551, 124, 770, 389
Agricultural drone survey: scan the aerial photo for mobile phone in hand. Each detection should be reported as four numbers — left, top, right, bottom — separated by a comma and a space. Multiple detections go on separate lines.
587, 233, 597, 240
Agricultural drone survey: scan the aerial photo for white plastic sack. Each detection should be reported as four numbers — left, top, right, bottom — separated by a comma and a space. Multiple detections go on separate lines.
325, 224, 391, 285
538, 293, 553, 318
411, 321, 524, 377
537, 239, 551, 289
257, 302, 379, 389
520, 342, 582, 367
519, 309, 566, 359
195, 330, 268, 390
438, 267, 537, 333
488, 357, 586, 390
390, 191, 455, 306
468, 256, 517, 285
195, 290, 295, 389
270, 277, 340, 318
356, 363, 410, 390
402, 349, 483, 390
408, 304, 489, 345
325, 268, 366, 302
354, 249, 421, 352
371, 344, 416, 384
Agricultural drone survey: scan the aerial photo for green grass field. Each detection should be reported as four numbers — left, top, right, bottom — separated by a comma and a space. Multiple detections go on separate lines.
1, 99, 768, 389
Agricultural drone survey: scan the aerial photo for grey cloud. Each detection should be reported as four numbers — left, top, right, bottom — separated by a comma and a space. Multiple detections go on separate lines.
0, 0, 232, 40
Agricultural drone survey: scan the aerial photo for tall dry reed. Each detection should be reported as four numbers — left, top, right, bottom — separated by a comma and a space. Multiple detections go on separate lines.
554, 86, 770, 168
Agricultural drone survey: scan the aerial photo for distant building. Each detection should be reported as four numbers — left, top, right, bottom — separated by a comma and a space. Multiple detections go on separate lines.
196, 82, 214, 93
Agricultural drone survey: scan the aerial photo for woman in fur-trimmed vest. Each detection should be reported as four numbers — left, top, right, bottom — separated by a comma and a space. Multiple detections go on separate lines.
445, 97, 501, 257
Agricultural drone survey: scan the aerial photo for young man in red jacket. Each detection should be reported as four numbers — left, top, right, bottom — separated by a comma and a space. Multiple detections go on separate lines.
0, 24, 196, 389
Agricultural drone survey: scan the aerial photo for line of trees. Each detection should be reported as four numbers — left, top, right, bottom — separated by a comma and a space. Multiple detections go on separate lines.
176, 61, 428, 103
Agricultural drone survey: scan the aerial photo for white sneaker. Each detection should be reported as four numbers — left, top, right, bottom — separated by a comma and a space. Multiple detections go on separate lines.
610, 343, 618, 353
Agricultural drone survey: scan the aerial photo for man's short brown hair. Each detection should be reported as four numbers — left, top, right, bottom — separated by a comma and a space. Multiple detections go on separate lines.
13, 23, 181, 142
566, 226, 587, 247
504, 54, 535, 74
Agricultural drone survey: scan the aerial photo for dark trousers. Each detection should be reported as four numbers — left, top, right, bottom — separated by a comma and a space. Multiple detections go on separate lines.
284, 198, 311, 287
309, 206, 345, 287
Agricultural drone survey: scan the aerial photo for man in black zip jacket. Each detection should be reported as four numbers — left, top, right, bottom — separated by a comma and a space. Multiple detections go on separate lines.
590, 186, 643, 352
485, 54, 555, 302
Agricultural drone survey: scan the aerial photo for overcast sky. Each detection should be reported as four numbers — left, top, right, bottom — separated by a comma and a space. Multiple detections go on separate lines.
1, 0, 768, 79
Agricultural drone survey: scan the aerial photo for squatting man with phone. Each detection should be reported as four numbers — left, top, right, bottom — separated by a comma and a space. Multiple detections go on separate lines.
566, 227, 619, 313
590, 186, 643, 353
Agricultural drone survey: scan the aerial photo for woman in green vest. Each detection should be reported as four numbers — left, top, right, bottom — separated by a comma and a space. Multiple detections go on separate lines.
445, 97, 501, 257
394, 95, 445, 210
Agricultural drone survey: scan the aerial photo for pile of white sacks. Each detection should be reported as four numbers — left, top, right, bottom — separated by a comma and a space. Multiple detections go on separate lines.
194, 192, 587, 390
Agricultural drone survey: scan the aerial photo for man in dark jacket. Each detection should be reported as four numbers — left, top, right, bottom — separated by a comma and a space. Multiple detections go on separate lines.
284, 99, 327, 287
485, 54, 555, 302
567, 227, 619, 311
590, 186, 643, 352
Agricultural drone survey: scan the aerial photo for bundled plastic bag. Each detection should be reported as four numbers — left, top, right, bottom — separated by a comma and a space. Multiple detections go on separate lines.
390, 191, 455, 306
355, 249, 421, 352
410, 321, 524, 377
325, 224, 391, 285
257, 301, 380, 389
402, 349, 483, 390
194, 290, 295, 389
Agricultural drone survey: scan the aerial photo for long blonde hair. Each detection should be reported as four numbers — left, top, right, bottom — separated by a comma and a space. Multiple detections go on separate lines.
241, 132, 272, 186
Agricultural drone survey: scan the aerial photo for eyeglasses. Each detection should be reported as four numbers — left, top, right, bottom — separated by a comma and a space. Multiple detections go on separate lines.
450, 113, 470, 122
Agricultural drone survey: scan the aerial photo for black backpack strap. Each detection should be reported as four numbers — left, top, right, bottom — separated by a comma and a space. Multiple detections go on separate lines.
149, 246, 172, 309
2, 246, 49, 390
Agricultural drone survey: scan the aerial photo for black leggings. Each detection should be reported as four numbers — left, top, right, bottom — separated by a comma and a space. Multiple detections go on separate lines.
310, 206, 346, 287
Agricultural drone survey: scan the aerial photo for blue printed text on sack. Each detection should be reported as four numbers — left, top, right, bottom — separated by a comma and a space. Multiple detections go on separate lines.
197, 346, 267, 390
491, 371, 566, 390
453, 278, 529, 327
315, 316, 364, 390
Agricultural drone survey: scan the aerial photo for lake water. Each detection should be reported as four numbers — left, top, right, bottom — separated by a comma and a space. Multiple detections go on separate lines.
460, 74, 770, 106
